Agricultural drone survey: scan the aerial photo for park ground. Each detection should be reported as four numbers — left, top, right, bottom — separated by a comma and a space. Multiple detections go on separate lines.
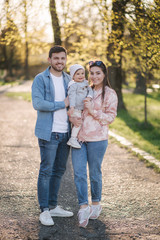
0, 82, 160, 240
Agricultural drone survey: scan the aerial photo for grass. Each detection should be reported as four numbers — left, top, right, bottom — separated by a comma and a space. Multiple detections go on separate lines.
6, 92, 31, 102
0, 79, 20, 86
110, 91, 160, 161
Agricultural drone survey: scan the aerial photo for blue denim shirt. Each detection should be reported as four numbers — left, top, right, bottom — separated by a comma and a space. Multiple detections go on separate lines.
32, 67, 71, 141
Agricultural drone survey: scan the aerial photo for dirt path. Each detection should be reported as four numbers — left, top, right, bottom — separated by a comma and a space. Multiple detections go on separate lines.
0, 91, 160, 240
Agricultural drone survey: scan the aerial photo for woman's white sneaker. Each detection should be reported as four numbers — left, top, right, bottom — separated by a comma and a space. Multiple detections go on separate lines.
78, 206, 92, 228
39, 210, 54, 226
89, 205, 102, 219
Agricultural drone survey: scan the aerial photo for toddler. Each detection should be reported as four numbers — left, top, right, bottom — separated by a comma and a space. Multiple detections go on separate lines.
67, 64, 93, 148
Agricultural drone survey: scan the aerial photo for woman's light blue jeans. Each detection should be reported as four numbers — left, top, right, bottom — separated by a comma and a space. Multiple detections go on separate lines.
71, 140, 108, 206
38, 132, 70, 211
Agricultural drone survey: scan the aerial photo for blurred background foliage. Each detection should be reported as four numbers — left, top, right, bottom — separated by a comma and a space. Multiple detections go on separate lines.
0, 0, 159, 111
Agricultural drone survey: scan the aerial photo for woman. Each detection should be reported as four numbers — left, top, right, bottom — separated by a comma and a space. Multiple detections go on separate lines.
71, 60, 118, 228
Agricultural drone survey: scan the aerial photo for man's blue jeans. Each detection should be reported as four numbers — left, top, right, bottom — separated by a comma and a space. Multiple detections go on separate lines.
38, 132, 70, 211
71, 140, 108, 206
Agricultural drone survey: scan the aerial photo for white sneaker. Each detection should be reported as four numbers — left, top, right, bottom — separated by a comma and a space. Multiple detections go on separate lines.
39, 210, 54, 226
67, 137, 81, 148
50, 206, 73, 217
89, 205, 102, 219
78, 206, 92, 228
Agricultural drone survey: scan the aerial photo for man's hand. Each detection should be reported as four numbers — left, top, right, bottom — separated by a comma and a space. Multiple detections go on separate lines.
64, 96, 69, 108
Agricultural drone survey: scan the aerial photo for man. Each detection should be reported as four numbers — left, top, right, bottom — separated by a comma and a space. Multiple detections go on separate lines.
32, 46, 73, 226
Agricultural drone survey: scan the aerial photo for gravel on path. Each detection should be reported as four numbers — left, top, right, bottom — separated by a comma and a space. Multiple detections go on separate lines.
0, 94, 160, 240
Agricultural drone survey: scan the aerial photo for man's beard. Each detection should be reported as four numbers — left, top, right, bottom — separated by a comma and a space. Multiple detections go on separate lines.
51, 64, 65, 72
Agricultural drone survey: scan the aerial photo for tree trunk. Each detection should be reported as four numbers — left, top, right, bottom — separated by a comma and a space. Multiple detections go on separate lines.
134, 70, 146, 94
4, 0, 13, 77
144, 85, 147, 124
50, 0, 61, 45
133, 0, 145, 94
24, 0, 29, 80
25, 40, 29, 80
108, 65, 124, 109
107, 0, 129, 110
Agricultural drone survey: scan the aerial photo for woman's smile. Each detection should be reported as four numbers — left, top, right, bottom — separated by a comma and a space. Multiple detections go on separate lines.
89, 66, 105, 90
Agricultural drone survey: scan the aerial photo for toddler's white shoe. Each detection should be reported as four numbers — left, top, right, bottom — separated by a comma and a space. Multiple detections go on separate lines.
67, 137, 81, 148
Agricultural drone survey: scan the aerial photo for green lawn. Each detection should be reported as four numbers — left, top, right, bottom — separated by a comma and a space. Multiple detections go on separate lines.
6, 92, 31, 102
110, 91, 160, 161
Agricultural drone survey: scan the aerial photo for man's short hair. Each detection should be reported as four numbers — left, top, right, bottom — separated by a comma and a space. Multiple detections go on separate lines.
49, 45, 67, 58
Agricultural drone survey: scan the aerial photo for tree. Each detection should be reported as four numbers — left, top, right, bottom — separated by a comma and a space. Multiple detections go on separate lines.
132, 0, 146, 94
23, 0, 29, 80
127, 0, 160, 124
18, 0, 51, 79
91, 0, 159, 113
59, 1, 109, 69
49, 0, 61, 45
106, 0, 130, 109
0, 0, 22, 79
91, 0, 130, 109
127, 0, 160, 94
